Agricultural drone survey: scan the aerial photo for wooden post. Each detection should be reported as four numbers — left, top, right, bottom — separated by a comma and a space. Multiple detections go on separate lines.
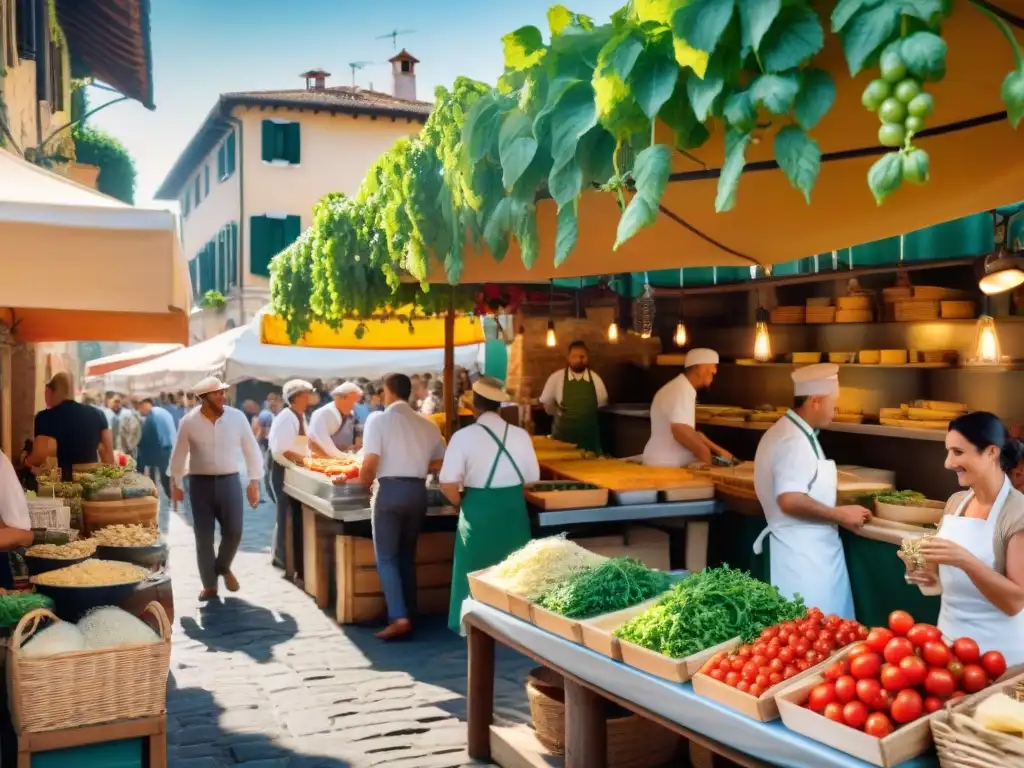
443, 290, 456, 442
1, 345, 10, 458
564, 679, 607, 768
466, 624, 495, 759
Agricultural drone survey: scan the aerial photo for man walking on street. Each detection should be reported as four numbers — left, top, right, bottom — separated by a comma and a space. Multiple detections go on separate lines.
357, 373, 446, 641
136, 398, 176, 498
169, 377, 263, 601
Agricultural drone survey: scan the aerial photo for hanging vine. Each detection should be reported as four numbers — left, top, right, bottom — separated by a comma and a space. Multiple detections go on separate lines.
270, 0, 1024, 341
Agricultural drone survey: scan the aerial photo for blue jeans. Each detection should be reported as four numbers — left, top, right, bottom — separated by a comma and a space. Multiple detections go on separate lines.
371, 478, 427, 621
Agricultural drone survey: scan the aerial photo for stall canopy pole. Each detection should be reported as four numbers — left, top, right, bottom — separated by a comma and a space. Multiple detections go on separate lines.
444, 290, 456, 443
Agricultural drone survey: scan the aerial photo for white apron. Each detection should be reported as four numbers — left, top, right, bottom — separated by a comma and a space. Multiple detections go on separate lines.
753, 413, 856, 619
936, 477, 1024, 666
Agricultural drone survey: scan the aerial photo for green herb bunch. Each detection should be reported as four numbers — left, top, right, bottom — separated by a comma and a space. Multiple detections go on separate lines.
0, 593, 53, 628
536, 557, 671, 618
614, 565, 805, 659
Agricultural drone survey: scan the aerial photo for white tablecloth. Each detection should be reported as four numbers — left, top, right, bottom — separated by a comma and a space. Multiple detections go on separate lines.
463, 600, 937, 768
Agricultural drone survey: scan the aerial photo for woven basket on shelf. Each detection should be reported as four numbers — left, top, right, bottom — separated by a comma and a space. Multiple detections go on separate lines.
931, 672, 1024, 768
525, 667, 680, 767
7, 601, 171, 733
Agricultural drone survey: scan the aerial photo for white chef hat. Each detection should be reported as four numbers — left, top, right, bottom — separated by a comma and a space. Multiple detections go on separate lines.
331, 381, 363, 397
792, 363, 840, 396
684, 348, 719, 368
192, 376, 229, 396
282, 379, 315, 402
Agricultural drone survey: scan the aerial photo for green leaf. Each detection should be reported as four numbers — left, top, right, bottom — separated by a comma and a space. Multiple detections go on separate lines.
483, 197, 514, 260
661, 75, 711, 149
897, 0, 946, 25
513, 199, 540, 268
749, 73, 800, 115
841, 5, 898, 76
794, 68, 836, 130
555, 201, 579, 267
774, 125, 821, 204
723, 91, 756, 131
831, 0, 867, 33
614, 144, 672, 249
498, 110, 539, 190
577, 127, 617, 186
739, 0, 781, 54
715, 129, 751, 212
548, 5, 575, 36
464, 95, 504, 165
548, 156, 584, 207
633, 0, 687, 26
899, 31, 947, 82
672, 0, 736, 55
632, 47, 680, 119
502, 26, 547, 71
687, 58, 726, 121
546, 80, 598, 166
1003, 69, 1024, 129
598, 29, 647, 80
867, 151, 904, 205
594, 70, 650, 139
511, 145, 554, 202
758, 4, 824, 73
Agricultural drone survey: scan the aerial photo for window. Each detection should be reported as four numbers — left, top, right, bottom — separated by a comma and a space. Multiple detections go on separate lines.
216, 229, 227, 293
14, 0, 36, 61
227, 222, 239, 288
182, 188, 191, 218
188, 258, 200, 301
217, 131, 237, 181
193, 175, 201, 207
198, 241, 216, 294
261, 120, 300, 165
249, 214, 301, 277
48, 40, 65, 112
204, 165, 210, 197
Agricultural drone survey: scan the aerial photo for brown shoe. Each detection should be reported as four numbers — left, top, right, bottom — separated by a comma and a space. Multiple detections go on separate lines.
198, 588, 218, 601
374, 618, 412, 641
223, 572, 240, 592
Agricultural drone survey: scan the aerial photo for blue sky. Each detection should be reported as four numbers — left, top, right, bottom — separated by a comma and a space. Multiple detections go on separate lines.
87, 0, 623, 207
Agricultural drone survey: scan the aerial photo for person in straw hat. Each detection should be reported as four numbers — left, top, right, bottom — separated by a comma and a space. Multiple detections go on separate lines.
439, 377, 540, 633
169, 376, 263, 601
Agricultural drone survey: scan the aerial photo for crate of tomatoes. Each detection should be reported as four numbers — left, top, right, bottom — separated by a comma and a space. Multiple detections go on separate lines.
692, 608, 867, 721
776, 610, 1009, 768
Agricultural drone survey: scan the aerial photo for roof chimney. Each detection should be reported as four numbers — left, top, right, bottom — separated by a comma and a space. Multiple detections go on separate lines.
300, 69, 331, 91
388, 50, 419, 101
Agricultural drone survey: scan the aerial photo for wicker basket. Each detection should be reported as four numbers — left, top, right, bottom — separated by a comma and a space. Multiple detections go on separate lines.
931, 672, 1024, 767
7, 601, 171, 733
525, 667, 680, 767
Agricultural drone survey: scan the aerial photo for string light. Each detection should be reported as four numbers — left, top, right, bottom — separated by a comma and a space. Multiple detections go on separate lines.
673, 322, 687, 347
545, 320, 557, 347
753, 306, 772, 362
607, 322, 619, 343
972, 315, 1001, 364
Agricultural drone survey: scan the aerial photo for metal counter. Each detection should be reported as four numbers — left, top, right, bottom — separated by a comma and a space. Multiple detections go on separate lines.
532, 498, 720, 527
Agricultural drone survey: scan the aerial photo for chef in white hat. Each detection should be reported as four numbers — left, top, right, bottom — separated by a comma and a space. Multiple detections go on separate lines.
439, 377, 540, 633
752, 363, 871, 618
642, 348, 732, 467
268, 379, 316, 569
308, 381, 363, 457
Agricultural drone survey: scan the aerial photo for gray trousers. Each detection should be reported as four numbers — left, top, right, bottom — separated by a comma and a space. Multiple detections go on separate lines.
372, 478, 427, 621
188, 474, 244, 590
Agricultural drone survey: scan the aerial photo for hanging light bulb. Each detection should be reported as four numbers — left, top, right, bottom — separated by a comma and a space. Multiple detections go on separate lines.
673, 322, 687, 347
971, 315, 1002, 364
545, 279, 557, 348
634, 278, 655, 339
753, 307, 772, 362
545, 320, 557, 347
607, 321, 619, 343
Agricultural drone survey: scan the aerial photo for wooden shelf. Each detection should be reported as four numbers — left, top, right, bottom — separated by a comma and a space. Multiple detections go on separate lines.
697, 418, 947, 443
724, 362, 953, 370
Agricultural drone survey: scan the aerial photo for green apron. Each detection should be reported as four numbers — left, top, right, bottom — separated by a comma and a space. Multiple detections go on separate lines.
552, 368, 602, 454
448, 422, 532, 632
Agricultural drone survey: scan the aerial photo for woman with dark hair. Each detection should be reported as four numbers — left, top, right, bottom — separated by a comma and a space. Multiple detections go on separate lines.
903, 411, 1024, 665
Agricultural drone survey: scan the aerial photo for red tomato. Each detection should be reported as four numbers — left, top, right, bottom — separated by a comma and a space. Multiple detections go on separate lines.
843, 701, 869, 730
834, 675, 858, 704
808, 683, 837, 712
883, 637, 915, 665
782, 666, 797, 680
814, 640, 833, 655
948, 661, 963, 681
738, 645, 752, 658
858, 625, 870, 639
709, 668, 725, 682
952, 638, 981, 664
751, 655, 767, 669
961, 664, 989, 693
906, 623, 941, 647
753, 642, 767, 656
866, 628, 895, 653
949, 690, 967, 701
824, 661, 846, 682
850, 653, 883, 680
769, 672, 783, 686
856, 678, 882, 705
748, 683, 763, 697
765, 645, 780, 660
880, 664, 908, 692
923, 696, 944, 714
742, 662, 759, 683
725, 671, 740, 687
761, 626, 779, 640
981, 651, 1007, 679
823, 702, 845, 723
870, 689, 893, 712
924, 668, 957, 698
737, 680, 750, 693
890, 689, 924, 724
718, 657, 732, 672
769, 658, 784, 673
899, 655, 928, 687
848, 642, 872, 658
922, 641, 953, 668
888, 611, 915, 636
794, 639, 811, 655
865, 712, 895, 738
755, 673, 770, 688
731, 657, 745, 672
795, 660, 810, 672
778, 647, 795, 664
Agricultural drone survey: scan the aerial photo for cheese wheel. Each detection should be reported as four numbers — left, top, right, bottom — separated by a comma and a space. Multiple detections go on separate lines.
879, 349, 908, 365
792, 352, 822, 364
836, 295, 872, 311
859, 350, 881, 364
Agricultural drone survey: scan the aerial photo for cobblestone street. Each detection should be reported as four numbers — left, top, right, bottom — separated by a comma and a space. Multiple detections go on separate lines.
163, 494, 532, 768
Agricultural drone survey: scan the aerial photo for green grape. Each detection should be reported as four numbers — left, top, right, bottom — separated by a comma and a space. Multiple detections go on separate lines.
904, 115, 926, 135
907, 92, 935, 119
894, 79, 922, 104
901, 147, 930, 184
861, 79, 892, 111
878, 123, 906, 147
878, 98, 907, 123
879, 49, 908, 84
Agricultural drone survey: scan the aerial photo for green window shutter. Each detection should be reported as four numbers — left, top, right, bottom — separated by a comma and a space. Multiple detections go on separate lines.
228, 222, 239, 287
199, 242, 215, 293
217, 144, 225, 180
250, 215, 272, 277
226, 131, 237, 175
182, 189, 190, 217
284, 215, 301, 247
189, 258, 199, 299
216, 230, 226, 293
204, 165, 210, 196
194, 175, 201, 205
261, 120, 276, 162
284, 122, 301, 164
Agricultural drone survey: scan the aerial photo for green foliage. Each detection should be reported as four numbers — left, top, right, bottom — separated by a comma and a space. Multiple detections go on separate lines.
268, 0, 1024, 340
201, 290, 227, 310
72, 125, 137, 204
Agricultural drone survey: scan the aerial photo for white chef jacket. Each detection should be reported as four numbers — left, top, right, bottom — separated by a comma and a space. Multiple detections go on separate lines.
753, 411, 824, 531
362, 401, 445, 478
308, 402, 349, 457
538, 369, 608, 415
169, 406, 264, 485
268, 408, 310, 458
0, 452, 30, 531
642, 374, 699, 467
439, 412, 541, 489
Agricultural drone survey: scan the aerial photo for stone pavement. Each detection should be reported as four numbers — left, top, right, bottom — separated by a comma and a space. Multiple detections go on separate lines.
163, 491, 533, 768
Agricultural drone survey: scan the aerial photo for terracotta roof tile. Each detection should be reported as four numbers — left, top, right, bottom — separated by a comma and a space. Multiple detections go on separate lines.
222, 86, 432, 116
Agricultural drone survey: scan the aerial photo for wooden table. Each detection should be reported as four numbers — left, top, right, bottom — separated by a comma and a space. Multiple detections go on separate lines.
464, 615, 770, 768
16, 714, 166, 768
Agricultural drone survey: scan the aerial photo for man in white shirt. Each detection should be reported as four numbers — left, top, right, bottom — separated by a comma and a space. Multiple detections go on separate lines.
642, 348, 733, 467
308, 382, 362, 457
358, 373, 446, 641
538, 341, 608, 453
268, 379, 315, 571
0, 450, 34, 584
440, 377, 539, 633
169, 377, 263, 601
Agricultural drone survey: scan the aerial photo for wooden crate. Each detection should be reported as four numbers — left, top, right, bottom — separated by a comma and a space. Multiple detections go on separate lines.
335, 532, 455, 624
302, 506, 338, 609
